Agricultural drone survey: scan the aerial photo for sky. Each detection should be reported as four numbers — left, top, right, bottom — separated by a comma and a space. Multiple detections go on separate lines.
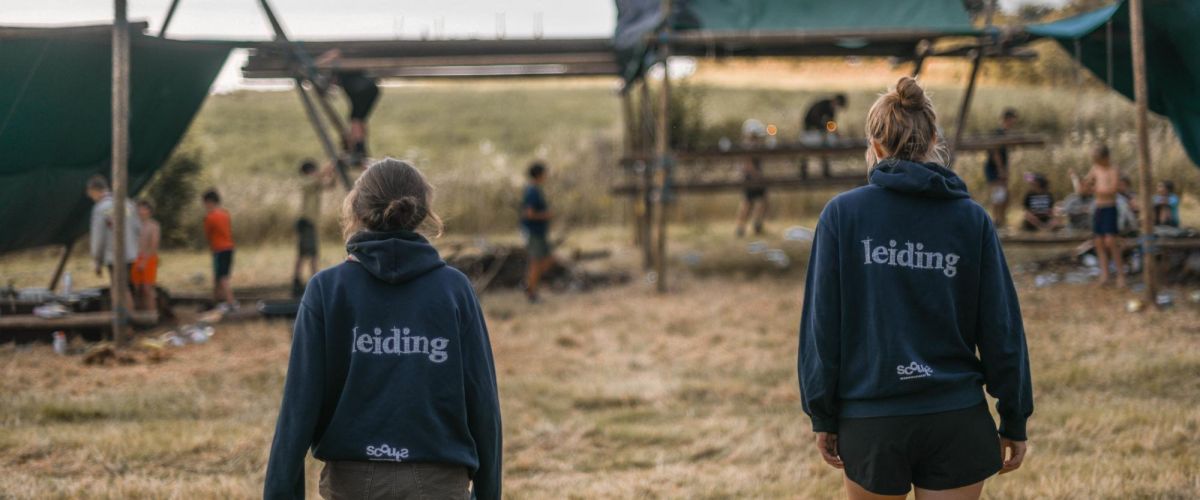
1, 0, 1070, 91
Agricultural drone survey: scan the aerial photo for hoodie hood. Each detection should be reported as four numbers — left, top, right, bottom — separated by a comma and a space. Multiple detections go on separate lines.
346, 230, 446, 284
869, 159, 970, 200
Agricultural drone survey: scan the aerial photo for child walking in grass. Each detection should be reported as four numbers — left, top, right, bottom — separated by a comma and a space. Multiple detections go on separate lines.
798, 77, 1032, 499
520, 162, 555, 302
202, 189, 237, 310
265, 158, 502, 500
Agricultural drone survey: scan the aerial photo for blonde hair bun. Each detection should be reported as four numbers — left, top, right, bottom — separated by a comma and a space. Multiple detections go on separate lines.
865, 77, 942, 163
894, 76, 928, 110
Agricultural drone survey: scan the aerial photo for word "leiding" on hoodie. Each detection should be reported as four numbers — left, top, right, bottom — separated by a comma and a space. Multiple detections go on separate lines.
862, 238, 960, 277
351, 326, 450, 363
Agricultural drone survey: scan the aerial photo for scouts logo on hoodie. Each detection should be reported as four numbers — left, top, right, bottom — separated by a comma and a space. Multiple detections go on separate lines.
897, 361, 934, 380
365, 443, 409, 462
861, 238, 960, 278
351, 326, 450, 363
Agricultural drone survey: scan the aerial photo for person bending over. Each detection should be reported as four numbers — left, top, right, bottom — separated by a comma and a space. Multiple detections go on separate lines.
316, 49, 380, 166
801, 93, 847, 177
798, 77, 1032, 500
265, 159, 502, 500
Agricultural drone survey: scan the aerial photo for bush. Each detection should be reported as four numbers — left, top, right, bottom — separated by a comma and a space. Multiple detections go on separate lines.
140, 143, 204, 249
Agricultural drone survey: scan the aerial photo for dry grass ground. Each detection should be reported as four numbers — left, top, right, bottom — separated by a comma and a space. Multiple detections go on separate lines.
2, 246, 1199, 498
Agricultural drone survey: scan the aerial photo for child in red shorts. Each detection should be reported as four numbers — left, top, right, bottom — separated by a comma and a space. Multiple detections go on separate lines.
132, 199, 160, 311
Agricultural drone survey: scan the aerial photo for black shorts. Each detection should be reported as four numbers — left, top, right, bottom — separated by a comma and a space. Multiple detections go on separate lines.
296, 219, 318, 257
343, 77, 380, 120
212, 249, 234, 279
838, 403, 1002, 495
744, 188, 766, 201
1093, 205, 1119, 235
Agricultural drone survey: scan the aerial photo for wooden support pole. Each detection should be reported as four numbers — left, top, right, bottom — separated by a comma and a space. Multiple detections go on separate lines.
910, 57, 926, 78
295, 83, 353, 189
48, 240, 75, 291
639, 80, 655, 270
1129, 0, 1157, 306
314, 88, 350, 148
621, 88, 639, 246
948, 48, 982, 169
1106, 19, 1114, 88
158, 0, 182, 37
111, 0, 131, 346
653, 36, 672, 293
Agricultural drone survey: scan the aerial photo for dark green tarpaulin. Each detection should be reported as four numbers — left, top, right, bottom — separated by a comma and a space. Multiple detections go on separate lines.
0, 27, 229, 254
1027, 0, 1200, 167
614, 0, 979, 82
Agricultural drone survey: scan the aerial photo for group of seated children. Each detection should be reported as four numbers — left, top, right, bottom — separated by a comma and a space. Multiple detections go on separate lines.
1019, 146, 1181, 235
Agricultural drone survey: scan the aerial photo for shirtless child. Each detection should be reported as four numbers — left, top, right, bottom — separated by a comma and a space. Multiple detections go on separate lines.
1085, 144, 1124, 287
133, 199, 161, 311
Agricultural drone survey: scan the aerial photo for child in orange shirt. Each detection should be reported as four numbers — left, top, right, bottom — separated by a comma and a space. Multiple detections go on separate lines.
132, 199, 160, 311
202, 189, 237, 310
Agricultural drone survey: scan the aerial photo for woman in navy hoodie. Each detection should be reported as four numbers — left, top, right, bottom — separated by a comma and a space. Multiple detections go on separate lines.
266, 158, 501, 500
798, 77, 1032, 499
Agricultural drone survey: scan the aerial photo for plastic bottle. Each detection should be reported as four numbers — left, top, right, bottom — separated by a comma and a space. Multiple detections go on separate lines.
62, 272, 72, 295
53, 331, 67, 355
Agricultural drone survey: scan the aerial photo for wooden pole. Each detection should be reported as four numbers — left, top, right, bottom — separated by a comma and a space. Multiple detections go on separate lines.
948, 0, 995, 169
1106, 19, 1114, 87
1129, 0, 1157, 306
158, 0, 182, 37
111, 0, 131, 346
639, 80, 655, 270
948, 48, 982, 169
295, 83, 352, 189
653, 26, 672, 293
48, 240, 76, 291
314, 87, 350, 147
621, 88, 639, 246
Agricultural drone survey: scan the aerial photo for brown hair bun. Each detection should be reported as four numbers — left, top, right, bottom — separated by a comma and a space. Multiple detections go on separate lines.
341, 158, 443, 239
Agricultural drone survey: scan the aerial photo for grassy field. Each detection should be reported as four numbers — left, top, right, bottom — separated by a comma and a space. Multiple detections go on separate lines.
2, 244, 1198, 498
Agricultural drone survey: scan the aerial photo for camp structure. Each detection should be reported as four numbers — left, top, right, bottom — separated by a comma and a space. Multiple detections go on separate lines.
0, 24, 229, 256
1025, 0, 1200, 169
1014, 0, 1200, 303
610, 0, 1054, 291
2, 0, 1186, 324
0, 21, 229, 340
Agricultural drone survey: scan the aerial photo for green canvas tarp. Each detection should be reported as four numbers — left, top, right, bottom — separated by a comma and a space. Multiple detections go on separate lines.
1027, 0, 1200, 167
0, 26, 229, 254
614, 0, 980, 81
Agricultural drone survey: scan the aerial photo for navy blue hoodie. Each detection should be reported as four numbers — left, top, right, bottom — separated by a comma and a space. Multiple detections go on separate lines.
798, 160, 1033, 440
265, 231, 501, 499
